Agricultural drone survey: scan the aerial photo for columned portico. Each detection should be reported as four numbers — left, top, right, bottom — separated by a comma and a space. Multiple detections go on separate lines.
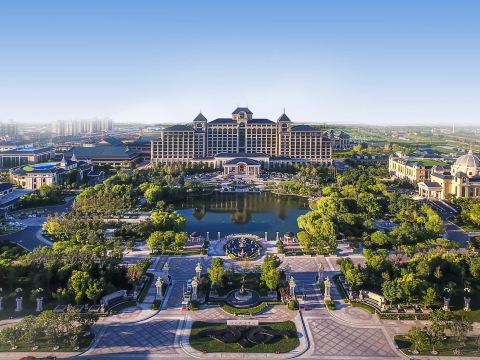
223, 158, 261, 177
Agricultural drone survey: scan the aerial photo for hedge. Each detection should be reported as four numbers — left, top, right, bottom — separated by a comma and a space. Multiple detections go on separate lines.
220, 301, 282, 315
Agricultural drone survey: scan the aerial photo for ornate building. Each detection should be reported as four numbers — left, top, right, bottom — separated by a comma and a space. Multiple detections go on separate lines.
418, 150, 480, 199
151, 108, 333, 172
388, 153, 430, 183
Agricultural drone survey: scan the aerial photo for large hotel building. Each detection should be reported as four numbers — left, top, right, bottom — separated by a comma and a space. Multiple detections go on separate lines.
151, 108, 333, 174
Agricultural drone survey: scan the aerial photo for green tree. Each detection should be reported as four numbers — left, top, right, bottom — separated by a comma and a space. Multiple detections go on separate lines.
260, 255, 280, 290
68, 270, 90, 304
0, 324, 21, 349
19, 315, 42, 348
422, 287, 437, 307
86, 279, 104, 304
450, 315, 473, 351
207, 257, 225, 289
406, 326, 429, 354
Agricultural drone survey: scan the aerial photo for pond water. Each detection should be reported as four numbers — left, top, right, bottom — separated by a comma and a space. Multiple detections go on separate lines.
174, 192, 309, 238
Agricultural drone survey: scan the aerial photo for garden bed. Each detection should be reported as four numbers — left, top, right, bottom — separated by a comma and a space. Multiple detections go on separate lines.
220, 301, 282, 315
215, 273, 269, 297
395, 335, 480, 356
0, 332, 94, 352
189, 321, 299, 353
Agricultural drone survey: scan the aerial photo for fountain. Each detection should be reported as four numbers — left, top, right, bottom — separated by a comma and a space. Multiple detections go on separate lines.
225, 234, 261, 260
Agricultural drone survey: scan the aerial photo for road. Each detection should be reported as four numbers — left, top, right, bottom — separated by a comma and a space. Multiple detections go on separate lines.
428, 198, 469, 247
0, 196, 76, 251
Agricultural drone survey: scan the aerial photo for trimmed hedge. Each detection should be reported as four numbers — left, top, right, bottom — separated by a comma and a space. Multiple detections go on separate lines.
351, 301, 375, 314
220, 301, 282, 315
333, 274, 348, 301
137, 273, 154, 303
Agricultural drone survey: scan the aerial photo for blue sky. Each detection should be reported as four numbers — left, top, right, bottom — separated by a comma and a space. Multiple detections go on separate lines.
0, 1, 479, 125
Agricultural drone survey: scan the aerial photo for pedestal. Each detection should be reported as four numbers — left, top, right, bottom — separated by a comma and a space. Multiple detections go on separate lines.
15, 297, 23, 312
36, 297, 43, 312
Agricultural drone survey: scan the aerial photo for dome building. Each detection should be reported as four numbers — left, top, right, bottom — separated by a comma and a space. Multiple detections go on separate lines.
418, 150, 480, 199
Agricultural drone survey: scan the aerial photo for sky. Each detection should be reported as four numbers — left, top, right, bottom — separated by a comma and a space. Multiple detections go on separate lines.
0, 1, 479, 126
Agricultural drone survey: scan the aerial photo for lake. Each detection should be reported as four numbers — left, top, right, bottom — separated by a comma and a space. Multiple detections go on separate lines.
175, 192, 309, 238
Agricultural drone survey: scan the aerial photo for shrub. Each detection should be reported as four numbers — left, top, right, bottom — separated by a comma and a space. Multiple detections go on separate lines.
287, 299, 299, 310
325, 300, 336, 310
151, 299, 161, 310
189, 300, 200, 311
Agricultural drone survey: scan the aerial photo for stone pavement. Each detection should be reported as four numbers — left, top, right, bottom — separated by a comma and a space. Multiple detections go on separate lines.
83, 318, 181, 358
189, 304, 295, 323
303, 316, 401, 358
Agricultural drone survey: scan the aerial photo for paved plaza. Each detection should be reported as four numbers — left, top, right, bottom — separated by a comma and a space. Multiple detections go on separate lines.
84, 319, 181, 358
305, 317, 400, 358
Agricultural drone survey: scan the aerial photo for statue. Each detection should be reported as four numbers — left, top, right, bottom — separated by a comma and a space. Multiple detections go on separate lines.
324, 277, 332, 301
195, 262, 202, 279
155, 277, 163, 300
192, 277, 199, 301
317, 263, 324, 283
289, 276, 296, 298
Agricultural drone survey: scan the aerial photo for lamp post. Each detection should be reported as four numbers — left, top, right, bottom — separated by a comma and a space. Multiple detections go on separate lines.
317, 262, 324, 283
163, 262, 170, 280
443, 287, 451, 311
464, 287, 472, 312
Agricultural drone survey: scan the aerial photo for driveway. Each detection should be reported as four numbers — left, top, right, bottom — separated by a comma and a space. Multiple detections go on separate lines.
0, 195, 76, 251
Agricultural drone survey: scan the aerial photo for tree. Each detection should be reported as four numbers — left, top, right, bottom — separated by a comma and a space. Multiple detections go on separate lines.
19, 315, 42, 348
422, 287, 437, 307
146, 231, 166, 253
260, 255, 280, 290
406, 326, 428, 354
450, 315, 473, 351
86, 279, 104, 304
297, 210, 338, 254
382, 280, 398, 305
207, 257, 225, 289
68, 270, 90, 304
38, 311, 64, 348
370, 231, 390, 247
0, 324, 21, 349
467, 203, 480, 226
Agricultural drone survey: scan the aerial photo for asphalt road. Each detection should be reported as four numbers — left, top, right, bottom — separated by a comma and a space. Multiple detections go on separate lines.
0, 195, 76, 251
428, 198, 469, 247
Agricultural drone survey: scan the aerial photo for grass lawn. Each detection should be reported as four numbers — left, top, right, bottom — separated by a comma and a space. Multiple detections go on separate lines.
189, 321, 299, 353
451, 216, 480, 232
395, 335, 480, 357
0, 333, 94, 352
215, 273, 269, 296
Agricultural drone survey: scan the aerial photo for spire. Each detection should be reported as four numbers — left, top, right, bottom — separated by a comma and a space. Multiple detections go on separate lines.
71, 152, 77, 162
193, 112, 208, 122
60, 154, 66, 166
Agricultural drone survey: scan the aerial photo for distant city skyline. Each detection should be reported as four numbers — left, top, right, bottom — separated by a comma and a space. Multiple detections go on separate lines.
0, 0, 479, 126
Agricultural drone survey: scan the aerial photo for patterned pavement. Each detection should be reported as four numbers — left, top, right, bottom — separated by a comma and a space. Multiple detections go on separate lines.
85, 319, 180, 357
306, 318, 399, 358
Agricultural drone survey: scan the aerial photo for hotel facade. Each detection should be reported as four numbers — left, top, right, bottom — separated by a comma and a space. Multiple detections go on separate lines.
151, 108, 333, 174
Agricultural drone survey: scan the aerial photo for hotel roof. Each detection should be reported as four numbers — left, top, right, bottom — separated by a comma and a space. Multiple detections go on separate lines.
290, 125, 323, 132
163, 124, 194, 131
232, 107, 253, 115
67, 146, 138, 160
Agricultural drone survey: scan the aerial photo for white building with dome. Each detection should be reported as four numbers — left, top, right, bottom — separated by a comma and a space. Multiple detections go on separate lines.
418, 150, 480, 199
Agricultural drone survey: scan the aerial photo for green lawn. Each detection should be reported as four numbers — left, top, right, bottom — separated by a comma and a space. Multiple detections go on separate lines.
451, 216, 480, 232
395, 335, 480, 357
0, 333, 94, 352
189, 321, 299, 353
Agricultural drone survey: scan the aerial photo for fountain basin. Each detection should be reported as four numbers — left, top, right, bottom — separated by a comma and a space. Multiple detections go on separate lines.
226, 289, 261, 309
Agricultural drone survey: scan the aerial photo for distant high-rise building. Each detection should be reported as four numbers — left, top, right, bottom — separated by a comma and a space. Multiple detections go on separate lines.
52, 119, 113, 136
0, 120, 18, 139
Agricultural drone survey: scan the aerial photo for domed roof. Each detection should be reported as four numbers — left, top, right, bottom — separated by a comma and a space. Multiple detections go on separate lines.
454, 150, 480, 168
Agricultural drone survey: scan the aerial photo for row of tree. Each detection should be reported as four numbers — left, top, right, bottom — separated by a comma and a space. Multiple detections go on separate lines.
0, 309, 97, 350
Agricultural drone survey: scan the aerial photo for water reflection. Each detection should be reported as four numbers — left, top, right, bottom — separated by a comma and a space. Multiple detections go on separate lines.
174, 192, 309, 238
